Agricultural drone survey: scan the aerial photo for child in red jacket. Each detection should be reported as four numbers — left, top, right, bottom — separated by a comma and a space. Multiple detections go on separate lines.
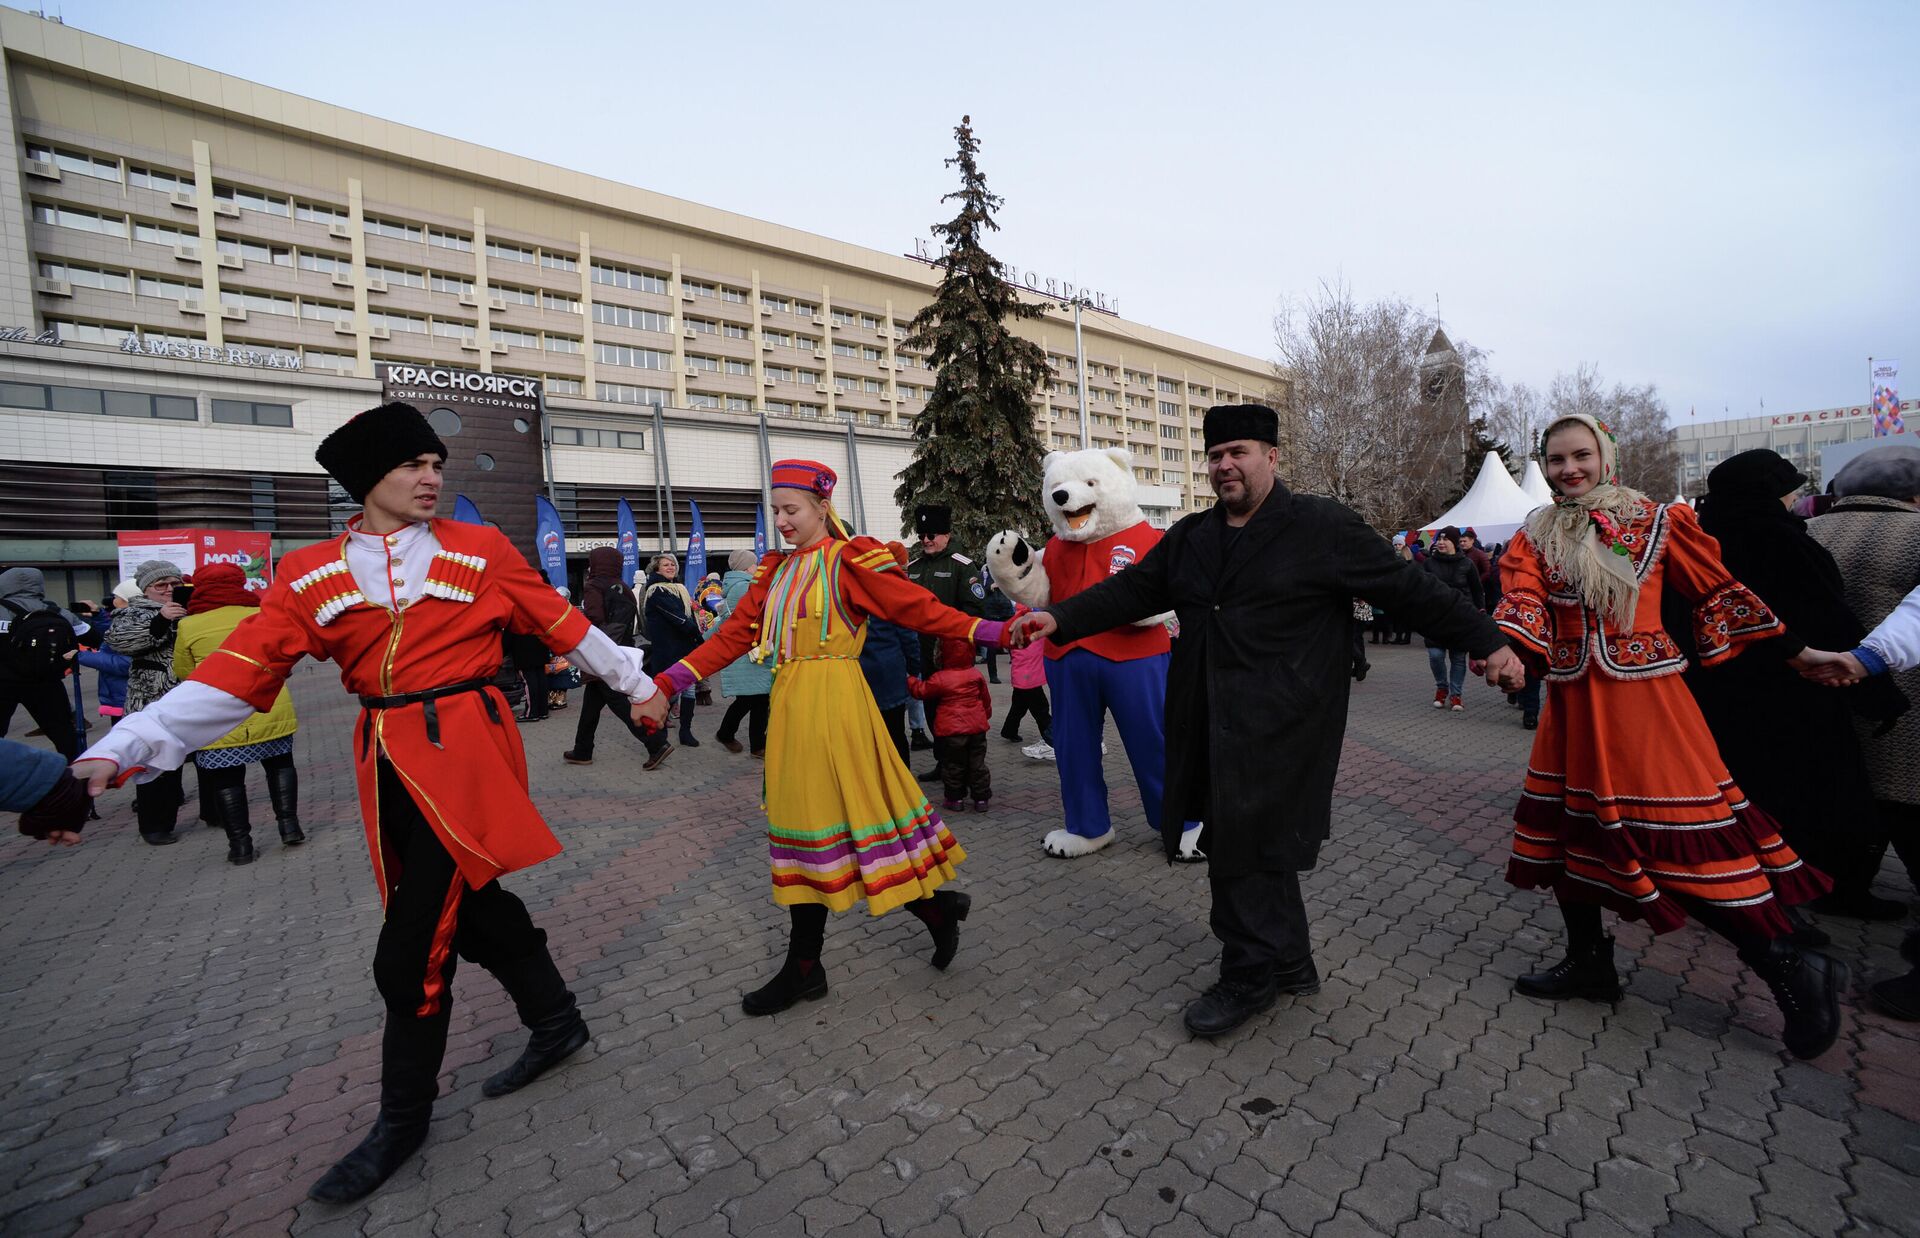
909, 636, 992, 812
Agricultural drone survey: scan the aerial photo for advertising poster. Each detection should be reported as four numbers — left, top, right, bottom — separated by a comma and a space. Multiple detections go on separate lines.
115, 529, 276, 591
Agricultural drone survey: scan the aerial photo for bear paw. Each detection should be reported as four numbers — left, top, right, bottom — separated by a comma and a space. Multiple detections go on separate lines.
1174, 823, 1207, 864
986, 531, 1048, 608
1043, 828, 1114, 858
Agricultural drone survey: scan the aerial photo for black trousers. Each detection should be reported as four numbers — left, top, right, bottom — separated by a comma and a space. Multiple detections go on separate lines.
1002, 687, 1051, 740
1210, 868, 1312, 985
717, 693, 770, 751
507, 634, 549, 720
1350, 627, 1369, 675
983, 648, 1002, 683
371, 759, 550, 1108
0, 680, 79, 760
572, 679, 666, 758
135, 767, 185, 837
935, 732, 990, 802
876, 703, 909, 765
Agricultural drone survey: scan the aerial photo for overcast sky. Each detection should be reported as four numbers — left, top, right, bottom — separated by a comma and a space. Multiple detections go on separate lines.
57, 1, 1920, 425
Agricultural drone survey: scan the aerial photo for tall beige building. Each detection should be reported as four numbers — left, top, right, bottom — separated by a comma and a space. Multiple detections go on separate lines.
0, 9, 1277, 601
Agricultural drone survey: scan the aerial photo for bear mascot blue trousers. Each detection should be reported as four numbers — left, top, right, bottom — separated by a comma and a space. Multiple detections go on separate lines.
1048, 647, 1172, 839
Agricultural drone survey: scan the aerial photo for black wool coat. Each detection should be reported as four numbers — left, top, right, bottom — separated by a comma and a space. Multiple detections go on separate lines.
1047, 482, 1505, 874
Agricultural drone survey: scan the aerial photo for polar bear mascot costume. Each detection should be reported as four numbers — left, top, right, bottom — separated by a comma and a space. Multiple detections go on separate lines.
987, 447, 1203, 860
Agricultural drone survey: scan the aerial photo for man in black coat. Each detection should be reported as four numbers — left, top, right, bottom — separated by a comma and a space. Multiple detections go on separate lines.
1013, 405, 1524, 1037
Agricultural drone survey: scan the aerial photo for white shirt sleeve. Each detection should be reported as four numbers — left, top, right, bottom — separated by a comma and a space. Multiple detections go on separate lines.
77, 681, 257, 781
565, 626, 658, 703
1861, 584, 1920, 674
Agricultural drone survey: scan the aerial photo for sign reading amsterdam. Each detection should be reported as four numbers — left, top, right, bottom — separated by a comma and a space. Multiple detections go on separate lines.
378, 363, 544, 550
118, 335, 301, 370
909, 237, 1119, 316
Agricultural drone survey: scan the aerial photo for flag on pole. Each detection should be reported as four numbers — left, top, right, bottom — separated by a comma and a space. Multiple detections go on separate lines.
451, 494, 484, 525
686, 499, 708, 585
533, 494, 568, 591
616, 498, 640, 587
754, 506, 767, 558
1872, 360, 1903, 436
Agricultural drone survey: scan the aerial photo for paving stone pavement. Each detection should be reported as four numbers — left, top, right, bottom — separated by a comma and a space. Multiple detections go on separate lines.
2, 644, 1918, 1237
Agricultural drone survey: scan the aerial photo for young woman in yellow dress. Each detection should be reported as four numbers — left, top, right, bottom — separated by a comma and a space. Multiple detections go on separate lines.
652, 460, 1012, 1014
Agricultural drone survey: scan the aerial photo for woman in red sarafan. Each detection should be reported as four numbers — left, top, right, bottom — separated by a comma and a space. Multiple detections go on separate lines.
1491, 412, 1848, 1060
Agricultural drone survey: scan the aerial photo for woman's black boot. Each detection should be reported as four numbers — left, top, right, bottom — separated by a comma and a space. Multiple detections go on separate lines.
266, 761, 304, 845
743, 906, 828, 1015
908, 891, 972, 970
1516, 901, 1621, 1001
1740, 938, 1846, 1060
213, 783, 255, 865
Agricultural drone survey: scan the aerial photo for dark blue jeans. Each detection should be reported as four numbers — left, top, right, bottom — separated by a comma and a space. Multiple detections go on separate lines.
1427, 647, 1468, 696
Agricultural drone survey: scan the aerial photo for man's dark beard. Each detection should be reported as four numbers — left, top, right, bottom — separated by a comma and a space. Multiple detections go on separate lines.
1218, 475, 1268, 516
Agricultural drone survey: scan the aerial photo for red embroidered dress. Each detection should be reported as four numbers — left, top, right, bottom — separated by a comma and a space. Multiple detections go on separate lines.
1492, 500, 1830, 935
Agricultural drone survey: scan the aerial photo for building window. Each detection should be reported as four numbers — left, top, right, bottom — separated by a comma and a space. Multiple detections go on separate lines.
794, 302, 817, 318
552, 426, 647, 450
428, 228, 472, 252
303, 348, 357, 370
213, 185, 291, 217
763, 295, 791, 314
2, 381, 196, 420
33, 203, 127, 238
591, 262, 670, 294
491, 327, 539, 349
39, 261, 130, 293
720, 286, 747, 304
133, 220, 193, 250
128, 165, 190, 194
295, 201, 347, 225
686, 392, 720, 409
369, 265, 427, 289
724, 359, 752, 376
364, 216, 423, 242
544, 334, 582, 354
722, 323, 748, 339
27, 143, 119, 181
683, 280, 716, 299
105, 470, 160, 529
685, 318, 717, 336
432, 319, 476, 342
593, 303, 671, 333
298, 251, 353, 277
726, 397, 751, 412
796, 403, 823, 418
766, 399, 793, 415
301, 300, 351, 324
430, 272, 475, 297
250, 476, 277, 531
212, 399, 295, 427
545, 376, 583, 395
493, 283, 538, 307
486, 240, 534, 264
596, 343, 671, 370
597, 382, 668, 406
685, 354, 720, 373
542, 291, 580, 314
369, 311, 428, 334
862, 346, 883, 362
220, 288, 296, 317
540, 251, 577, 272
217, 237, 293, 267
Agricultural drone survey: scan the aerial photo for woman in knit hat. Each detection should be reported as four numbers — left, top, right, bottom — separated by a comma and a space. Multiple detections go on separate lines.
171, 563, 302, 864
652, 459, 1013, 1016
1491, 414, 1850, 1059
105, 558, 189, 844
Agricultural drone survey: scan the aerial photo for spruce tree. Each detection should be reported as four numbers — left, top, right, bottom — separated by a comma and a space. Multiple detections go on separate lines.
896, 116, 1052, 552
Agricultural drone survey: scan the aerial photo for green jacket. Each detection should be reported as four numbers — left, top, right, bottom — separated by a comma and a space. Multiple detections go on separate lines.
906, 546, 986, 617
174, 605, 298, 748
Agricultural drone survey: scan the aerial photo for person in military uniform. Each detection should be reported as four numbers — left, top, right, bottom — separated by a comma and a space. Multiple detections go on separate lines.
906, 505, 986, 775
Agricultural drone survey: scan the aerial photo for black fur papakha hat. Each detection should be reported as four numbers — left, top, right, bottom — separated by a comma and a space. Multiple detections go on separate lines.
914, 505, 952, 537
315, 402, 449, 502
1202, 404, 1280, 450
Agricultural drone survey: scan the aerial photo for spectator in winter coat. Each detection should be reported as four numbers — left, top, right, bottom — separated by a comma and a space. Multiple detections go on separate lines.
565, 545, 671, 770
714, 550, 776, 757
5, 735, 91, 843
77, 647, 130, 720
1458, 528, 1493, 604
908, 636, 992, 813
858, 543, 920, 763
1421, 528, 1484, 710
107, 559, 189, 844
0, 565, 87, 761
644, 554, 704, 747
1001, 604, 1052, 746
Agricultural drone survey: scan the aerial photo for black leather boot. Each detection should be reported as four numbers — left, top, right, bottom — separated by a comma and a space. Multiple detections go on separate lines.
1516, 933, 1623, 1001
1740, 938, 1846, 1060
213, 783, 254, 866
741, 954, 828, 1015
482, 943, 590, 1098
907, 891, 972, 970
266, 761, 303, 845
678, 699, 700, 748
308, 1015, 442, 1204
1183, 977, 1281, 1037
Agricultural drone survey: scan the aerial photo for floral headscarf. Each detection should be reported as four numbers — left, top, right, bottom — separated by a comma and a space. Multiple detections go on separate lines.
1524, 413, 1650, 625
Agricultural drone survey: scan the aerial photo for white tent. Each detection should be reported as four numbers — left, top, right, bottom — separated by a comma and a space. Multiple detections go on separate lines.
1421, 451, 1541, 543
1520, 458, 1554, 506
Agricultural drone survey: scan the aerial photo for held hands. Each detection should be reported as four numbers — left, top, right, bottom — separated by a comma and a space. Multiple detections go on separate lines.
1789, 647, 1869, 686
26, 759, 118, 847
1471, 647, 1528, 693
1006, 611, 1057, 649
630, 690, 671, 733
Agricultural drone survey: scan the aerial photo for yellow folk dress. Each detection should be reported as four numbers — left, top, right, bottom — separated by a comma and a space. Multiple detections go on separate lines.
656, 536, 1009, 915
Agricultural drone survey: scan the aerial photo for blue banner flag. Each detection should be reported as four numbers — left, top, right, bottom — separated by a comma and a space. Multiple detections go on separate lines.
616, 498, 640, 587
451, 494, 484, 525
533, 494, 568, 591
686, 499, 708, 586
754, 505, 767, 559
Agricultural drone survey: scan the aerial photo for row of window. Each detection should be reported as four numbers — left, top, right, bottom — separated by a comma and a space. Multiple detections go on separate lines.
0, 377, 289, 426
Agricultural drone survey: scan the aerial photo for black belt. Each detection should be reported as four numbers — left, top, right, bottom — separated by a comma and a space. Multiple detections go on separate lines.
357, 677, 499, 753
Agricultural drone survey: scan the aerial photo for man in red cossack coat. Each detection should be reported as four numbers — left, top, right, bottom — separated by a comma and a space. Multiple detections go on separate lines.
67, 403, 670, 1204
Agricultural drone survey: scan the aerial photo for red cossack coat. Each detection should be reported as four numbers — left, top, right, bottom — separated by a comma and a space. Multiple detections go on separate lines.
188, 520, 591, 901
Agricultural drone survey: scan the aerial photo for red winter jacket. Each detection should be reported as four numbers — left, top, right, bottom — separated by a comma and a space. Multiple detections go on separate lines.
907, 638, 992, 736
